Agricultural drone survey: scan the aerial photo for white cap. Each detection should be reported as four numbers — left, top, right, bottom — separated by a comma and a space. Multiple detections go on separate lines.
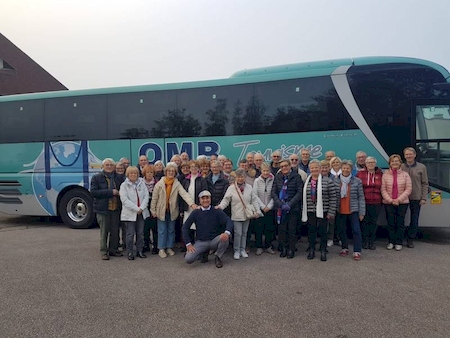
198, 190, 211, 198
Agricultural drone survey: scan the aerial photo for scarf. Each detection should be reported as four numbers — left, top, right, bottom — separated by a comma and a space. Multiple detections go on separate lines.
277, 175, 289, 224
164, 177, 175, 210
237, 182, 245, 193
144, 178, 155, 194
392, 169, 399, 199
340, 174, 351, 198
367, 171, 375, 186
302, 174, 323, 222
330, 168, 341, 178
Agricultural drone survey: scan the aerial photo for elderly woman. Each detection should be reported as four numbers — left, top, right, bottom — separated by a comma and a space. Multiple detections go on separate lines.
381, 154, 412, 251
330, 156, 342, 178
150, 163, 197, 258
153, 160, 165, 182
179, 161, 190, 179
180, 160, 208, 227
334, 160, 365, 261
356, 156, 383, 250
198, 158, 211, 178
218, 168, 261, 260
119, 166, 150, 260
302, 160, 337, 261
142, 164, 158, 254
252, 162, 276, 255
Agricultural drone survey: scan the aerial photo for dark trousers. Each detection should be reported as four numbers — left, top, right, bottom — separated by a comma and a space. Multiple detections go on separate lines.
125, 214, 145, 255
278, 212, 298, 251
306, 212, 328, 251
406, 200, 421, 240
362, 204, 381, 244
385, 204, 408, 245
254, 211, 276, 249
144, 217, 158, 248
337, 212, 362, 252
96, 210, 120, 254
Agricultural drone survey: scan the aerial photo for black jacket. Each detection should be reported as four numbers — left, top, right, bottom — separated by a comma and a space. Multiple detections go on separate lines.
90, 171, 123, 214
206, 172, 230, 206
179, 175, 208, 212
271, 170, 303, 212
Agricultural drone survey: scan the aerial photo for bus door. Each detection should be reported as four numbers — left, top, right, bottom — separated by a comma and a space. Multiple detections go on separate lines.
414, 100, 450, 193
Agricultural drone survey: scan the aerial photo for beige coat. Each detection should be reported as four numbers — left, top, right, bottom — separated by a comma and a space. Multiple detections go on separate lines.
218, 183, 262, 221
150, 177, 195, 221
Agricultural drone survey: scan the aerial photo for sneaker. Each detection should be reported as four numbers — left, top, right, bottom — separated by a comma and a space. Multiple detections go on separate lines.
339, 249, 349, 257
386, 243, 394, 250
166, 248, 176, 256
327, 240, 334, 247
233, 252, 240, 260
255, 248, 264, 256
266, 247, 276, 254
158, 249, 167, 258
101, 254, 110, 260
353, 252, 361, 261
240, 250, 249, 258
394, 245, 402, 251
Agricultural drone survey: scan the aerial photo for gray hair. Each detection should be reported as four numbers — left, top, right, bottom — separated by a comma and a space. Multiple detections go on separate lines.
102, 158, 115, 165
356, 151, 367, 158
196, 155, 207, 160
154, 160, 165, 169
403, 147, 416, 155
217, 154, 227, 161
341, 159, 354, 169
164, 162, 178, 173
210, 160, 222, 168
260, 162, 270, 171
308, 159, 320, 168
234, 168, 247, 177
365, 156, 377, 164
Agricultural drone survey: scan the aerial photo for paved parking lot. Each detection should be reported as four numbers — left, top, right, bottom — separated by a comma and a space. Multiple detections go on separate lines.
1, 215, 450, 338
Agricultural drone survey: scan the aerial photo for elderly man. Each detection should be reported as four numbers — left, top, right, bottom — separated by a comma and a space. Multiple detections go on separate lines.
289, 153, 307, 182
325, 151, 335, 161
299, 149, 311, 174
270, 150, 281, 175
90, 158, 123, 260
354, 151, 367, 173
180, 152, 190, 162
183, 191, 233, 268
253, 153, 264, 178
137, 155, 149, 177
401, 147, 429, 248
119, 157, 131, 169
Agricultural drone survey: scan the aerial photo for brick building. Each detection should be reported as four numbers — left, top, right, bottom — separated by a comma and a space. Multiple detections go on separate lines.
0, 33, 67, 95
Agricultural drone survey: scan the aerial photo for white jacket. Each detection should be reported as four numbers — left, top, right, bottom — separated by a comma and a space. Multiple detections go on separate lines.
119, 177, 150, 221
252, 174, 274, 210
219, 183, 262, 221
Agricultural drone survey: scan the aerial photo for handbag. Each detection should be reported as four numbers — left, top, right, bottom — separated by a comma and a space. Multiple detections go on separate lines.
235, 183, 257, 219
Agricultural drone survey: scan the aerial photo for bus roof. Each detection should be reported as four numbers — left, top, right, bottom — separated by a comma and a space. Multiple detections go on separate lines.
1, 56, 449, 102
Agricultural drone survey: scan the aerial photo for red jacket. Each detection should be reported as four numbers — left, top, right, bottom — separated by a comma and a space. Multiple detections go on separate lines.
356, 168, 383, 205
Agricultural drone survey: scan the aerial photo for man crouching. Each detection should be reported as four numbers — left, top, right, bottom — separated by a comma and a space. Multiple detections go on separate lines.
183, 190, 233, 268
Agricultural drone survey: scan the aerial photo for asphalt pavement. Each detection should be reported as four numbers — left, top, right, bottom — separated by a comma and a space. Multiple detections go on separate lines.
1, 215, 449, 338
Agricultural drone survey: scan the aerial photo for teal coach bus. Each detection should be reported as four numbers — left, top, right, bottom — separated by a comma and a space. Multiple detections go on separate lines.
0, 56, 449, 228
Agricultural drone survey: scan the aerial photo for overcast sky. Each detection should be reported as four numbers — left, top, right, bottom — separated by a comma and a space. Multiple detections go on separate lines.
2, 0, 449, 90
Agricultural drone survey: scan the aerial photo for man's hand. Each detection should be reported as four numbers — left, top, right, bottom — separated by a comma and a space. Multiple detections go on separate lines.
112, 189, 119, 196
191, 204, 200, 210
220, 233, 229, 242
420, 199, 427, 206
263, 207, 270, 213
137, 209, 143, 215
215, 206, 221, 210
186, 245, 196, 253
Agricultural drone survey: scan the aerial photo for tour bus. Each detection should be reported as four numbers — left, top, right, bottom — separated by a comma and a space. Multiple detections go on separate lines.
0, 56, 449, 228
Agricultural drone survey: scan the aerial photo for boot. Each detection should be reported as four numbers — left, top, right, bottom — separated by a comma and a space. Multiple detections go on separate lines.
369, 240, 376, 250
406, 239, 414, 248
320, 250, 327, 261
280, 246, 287, 258
201, 251, 209, 263
363, 239, 369, 250
307, 245, 315, 260
287, 249, 294, 259
143, 240, 150, 253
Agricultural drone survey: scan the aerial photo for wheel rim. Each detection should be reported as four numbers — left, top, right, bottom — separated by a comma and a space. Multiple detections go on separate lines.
66, 197, 88, 223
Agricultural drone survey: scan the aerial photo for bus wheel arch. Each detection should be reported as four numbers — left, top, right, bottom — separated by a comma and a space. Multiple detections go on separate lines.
58, 187, 94, 229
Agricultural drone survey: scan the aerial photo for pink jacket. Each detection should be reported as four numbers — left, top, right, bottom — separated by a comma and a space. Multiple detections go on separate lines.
381, 168, 412, 204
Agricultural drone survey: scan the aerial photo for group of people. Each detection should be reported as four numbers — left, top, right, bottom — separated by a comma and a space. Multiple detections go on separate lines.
90, 146, 428, 268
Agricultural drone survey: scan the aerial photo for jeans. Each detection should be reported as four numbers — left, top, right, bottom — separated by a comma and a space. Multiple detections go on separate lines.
157, 212, 176, 249
278, 212, 298, 251
337, 212, 362, 253
362, 204, 382, 244
254, 211, 276, 249
385, 204, 408, 245
406, 200, 421, 240
306, 212, 328, 251
125, 214, 145, 255
233, 220, 250, 252
96, 210, 120, 254
144, 216, 157, 248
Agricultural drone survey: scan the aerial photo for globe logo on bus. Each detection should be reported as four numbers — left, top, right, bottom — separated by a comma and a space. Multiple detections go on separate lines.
31, 141, 101, 215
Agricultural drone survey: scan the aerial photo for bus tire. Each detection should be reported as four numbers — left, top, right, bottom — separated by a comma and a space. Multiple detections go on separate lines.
59, 188, 94, 229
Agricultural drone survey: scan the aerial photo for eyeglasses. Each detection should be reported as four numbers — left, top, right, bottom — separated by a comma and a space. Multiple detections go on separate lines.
280, 164, 290, 168
290, 159, 299, 162
366, 161, 376, 164
272, 155, 280, 158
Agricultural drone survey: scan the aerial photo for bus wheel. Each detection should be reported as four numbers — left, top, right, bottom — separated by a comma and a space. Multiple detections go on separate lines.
59, 188, 94, 229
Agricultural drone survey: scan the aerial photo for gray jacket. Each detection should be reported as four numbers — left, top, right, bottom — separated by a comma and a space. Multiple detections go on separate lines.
334, 175, 366, 216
